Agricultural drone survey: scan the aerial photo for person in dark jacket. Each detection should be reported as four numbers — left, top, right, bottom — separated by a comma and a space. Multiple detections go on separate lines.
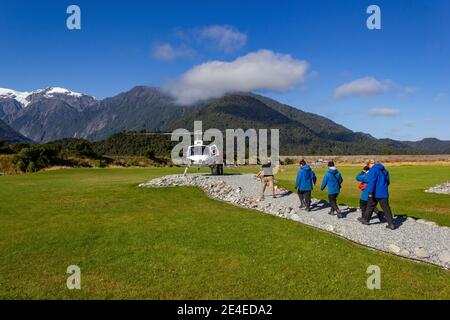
321, 161, 344, 218
358, 160, 396, 230
356, 166, 384, 221
294, 159, 317, 211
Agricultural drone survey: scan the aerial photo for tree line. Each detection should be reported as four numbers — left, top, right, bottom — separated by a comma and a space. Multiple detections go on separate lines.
0, 131, 175, 173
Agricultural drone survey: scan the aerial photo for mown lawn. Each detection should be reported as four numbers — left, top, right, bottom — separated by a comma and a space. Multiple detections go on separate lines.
276, 165, 450, 227
0, 168, 449, 299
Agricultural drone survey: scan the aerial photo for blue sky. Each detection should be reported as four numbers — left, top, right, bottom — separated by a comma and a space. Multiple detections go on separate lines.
0, 0, 449, 140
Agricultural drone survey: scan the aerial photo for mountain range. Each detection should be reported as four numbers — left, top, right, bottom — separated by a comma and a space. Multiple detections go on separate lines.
1, 86, 449, 155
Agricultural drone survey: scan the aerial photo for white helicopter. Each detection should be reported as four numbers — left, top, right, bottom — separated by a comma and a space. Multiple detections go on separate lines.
184, 139, 224, 176
124, 131, 224, 175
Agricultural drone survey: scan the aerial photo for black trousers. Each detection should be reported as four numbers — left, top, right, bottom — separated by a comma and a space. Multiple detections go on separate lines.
328, 193, 340, 212
360, 199, 368, 216
363, 197, 394, 225
297, 190, 311, 209
360, 199, 381, 219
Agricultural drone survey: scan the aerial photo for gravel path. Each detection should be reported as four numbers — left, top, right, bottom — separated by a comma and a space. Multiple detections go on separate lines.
140, 173, 450, 269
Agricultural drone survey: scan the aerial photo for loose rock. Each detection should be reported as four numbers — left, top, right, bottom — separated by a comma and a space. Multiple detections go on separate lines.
425, 181, 450, 195
400, 249, 410, 257
414, 246, 430, 258
389, 244, 401, 254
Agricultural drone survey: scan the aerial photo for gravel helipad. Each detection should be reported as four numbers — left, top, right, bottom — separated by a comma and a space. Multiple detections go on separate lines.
140, 173, 450, 269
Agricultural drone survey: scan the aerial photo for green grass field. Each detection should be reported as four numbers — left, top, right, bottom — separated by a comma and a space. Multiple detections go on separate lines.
277, 165, 450, 227
0, 167, 449, 299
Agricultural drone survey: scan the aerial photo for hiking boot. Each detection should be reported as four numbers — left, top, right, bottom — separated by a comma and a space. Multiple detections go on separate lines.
386, 224, 396, 230
358, 217, 370, 225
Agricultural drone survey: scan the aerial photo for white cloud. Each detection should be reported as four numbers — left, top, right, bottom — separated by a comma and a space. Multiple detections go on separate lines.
424, 117, 440, 123
198, 25, 247, 53
165, 50, 308, 105
404, 120, 416, 127
152, 43, 195, 61
401, 86, 417, 97
334, 77, 394, 98
153, 25, 246, 61
434, 92, 448, 102
368, 108, 401, 117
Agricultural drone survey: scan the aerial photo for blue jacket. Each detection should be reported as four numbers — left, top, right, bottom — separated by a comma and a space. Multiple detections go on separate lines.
366, 163, 390, 199
356, 171, 370, 201
321, 168, 343, 195
295, 164, 317, 191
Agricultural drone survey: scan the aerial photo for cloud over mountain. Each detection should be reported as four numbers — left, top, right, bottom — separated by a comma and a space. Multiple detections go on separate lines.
165, 50, 308, 105
368, 108, 400, 117
334, 77, 394, 98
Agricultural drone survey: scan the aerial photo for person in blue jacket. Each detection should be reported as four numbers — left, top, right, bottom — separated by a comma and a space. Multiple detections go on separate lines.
321, 161, 344, 218
294, 159, 317, 211
356, 166, 384, 221
358, 160, 395, 230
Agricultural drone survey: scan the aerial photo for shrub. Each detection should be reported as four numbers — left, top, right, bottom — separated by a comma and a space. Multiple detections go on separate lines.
9, 143, 30, 154
0, 155, 18, 175
284, 158, 295, 165
144, 148, 156, 160
0, 141, 13, 154
91, 131, 176, 157
13, 145, 61, 173
48, 139, 99, 159
70, 140, 98, 158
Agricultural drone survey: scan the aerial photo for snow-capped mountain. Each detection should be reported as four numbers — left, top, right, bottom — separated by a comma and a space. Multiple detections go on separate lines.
0, 87, 100, 142
0, 86, 186, 143
0, 87, 96, 109
0, 88, 32, 107
34, 87, 84, 98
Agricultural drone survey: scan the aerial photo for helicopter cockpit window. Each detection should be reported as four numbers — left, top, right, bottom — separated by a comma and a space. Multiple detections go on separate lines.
189, 146, 208, 156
